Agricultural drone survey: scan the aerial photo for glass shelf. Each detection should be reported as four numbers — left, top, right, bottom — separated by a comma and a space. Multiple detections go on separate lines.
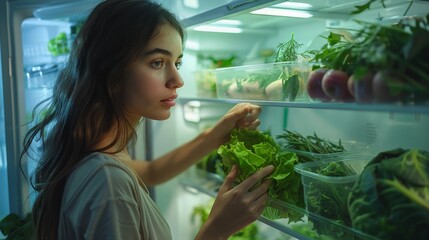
177, 97, 429, 114
178, 167, 377, 240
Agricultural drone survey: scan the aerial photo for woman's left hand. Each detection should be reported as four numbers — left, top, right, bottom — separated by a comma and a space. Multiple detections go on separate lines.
205, 103, 261, 148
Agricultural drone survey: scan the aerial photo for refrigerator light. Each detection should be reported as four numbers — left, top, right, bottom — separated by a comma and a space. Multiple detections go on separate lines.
214, 19, 242, 26
185, 40, 200, 51
275, 2, 313, 10
192, 25, 243, 33
251, 8, 313, 18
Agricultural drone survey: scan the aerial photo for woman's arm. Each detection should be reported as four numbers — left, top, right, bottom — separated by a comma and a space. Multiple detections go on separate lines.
130, 103, 262, 186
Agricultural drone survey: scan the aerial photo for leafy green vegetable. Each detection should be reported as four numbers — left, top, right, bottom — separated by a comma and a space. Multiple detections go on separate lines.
218, 129, 305, 222
0, 213, 34, 240
291, 223, 335, 240
305, 161, 357, 238
281, 74, 299, 101
348, 149, 429, 240
47, 32, 69, 56
196, 150, 222, 174
192, 200, 258, 240
276, 130, 345, 162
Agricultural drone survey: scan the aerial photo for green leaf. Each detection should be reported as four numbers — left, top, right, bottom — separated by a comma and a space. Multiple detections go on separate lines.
327, 32, 342, 46
218, 129, 305, 221
351, 0, 383, 15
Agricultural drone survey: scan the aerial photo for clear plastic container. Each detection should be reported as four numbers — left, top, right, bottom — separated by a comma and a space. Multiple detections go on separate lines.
194, 69, 217, 98
294, 154, 373, 238
284, 140, 371, 163
215, 62, 314, 101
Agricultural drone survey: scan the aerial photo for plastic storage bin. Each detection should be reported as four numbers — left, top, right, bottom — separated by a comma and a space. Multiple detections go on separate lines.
215, 62, 313, 101
294, 155, 373, 238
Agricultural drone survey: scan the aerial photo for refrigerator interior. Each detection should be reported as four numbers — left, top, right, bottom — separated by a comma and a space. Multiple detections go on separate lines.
151, 0, 429, 239
2, 0, 428, 239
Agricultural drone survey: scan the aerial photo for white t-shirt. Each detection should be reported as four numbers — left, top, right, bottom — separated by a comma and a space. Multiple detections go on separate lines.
58, 152, 172, 240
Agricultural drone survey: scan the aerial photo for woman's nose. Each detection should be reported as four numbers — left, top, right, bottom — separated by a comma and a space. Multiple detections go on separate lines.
167, 67, 184, 89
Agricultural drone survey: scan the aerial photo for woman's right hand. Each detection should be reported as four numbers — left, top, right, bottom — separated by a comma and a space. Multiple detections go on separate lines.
195, 165, 274, 240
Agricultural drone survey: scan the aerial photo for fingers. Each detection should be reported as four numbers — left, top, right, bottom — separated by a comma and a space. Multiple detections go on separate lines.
244, 106, 262, 124
218, 165, 238, 195
244, 119, 260, 130
248, 179, 271, 199
236, 165, 274, 192
233, 104, 262, 128
253, 192, 269, 211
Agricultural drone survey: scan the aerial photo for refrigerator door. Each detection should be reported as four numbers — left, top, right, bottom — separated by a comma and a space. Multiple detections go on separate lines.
0, 40, 10, 222
2, 0, 99, 216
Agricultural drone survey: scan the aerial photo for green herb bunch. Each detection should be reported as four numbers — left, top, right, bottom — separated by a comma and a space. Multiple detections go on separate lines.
276, 130, 345, 162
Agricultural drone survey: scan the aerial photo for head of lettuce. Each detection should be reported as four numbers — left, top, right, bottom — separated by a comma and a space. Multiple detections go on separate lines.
217, 128, 305, 222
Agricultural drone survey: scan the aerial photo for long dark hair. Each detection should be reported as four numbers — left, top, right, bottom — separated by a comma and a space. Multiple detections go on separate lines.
21, 0, 184, 239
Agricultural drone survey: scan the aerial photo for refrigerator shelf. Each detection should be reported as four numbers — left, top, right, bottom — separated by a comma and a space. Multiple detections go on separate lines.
178, 167, 377, 240
177, 97, 429, 114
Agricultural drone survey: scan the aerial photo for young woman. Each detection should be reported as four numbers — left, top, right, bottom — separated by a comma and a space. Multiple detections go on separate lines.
22, 0, 273, 239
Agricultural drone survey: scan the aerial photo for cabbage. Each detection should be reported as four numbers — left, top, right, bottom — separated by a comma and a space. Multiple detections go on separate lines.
218, 129, 304, 222
348, 149, 429, 239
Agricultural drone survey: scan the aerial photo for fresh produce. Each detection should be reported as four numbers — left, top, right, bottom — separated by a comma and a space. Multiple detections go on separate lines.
348, 149, 429, 240
349, 71, 375, 102
0, 213, 33, 239
207, 55, 236, 68
221, 34, 312, 101
241, 81, 267, 100
265, 79, 283, 100
372, 70, 406, 103
310, 13, 429, 104
304, 160, 358, 238
306, 68, 332, 102
195, 70, 217, 98
291, 223, 335, 240
223, 68, 280, 100
196, 150, 222, 174
276, 130, 346, 162
350, 0, 387, 15
192, 200, 259, 240
273, 33, 311, 101
321, 69, 354, 102
47, 32, 69, 56
218, 129, 305, 222
225, 81, 246, 99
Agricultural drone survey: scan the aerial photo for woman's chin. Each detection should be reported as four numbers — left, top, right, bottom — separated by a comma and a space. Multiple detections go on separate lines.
144, 111, 171, 121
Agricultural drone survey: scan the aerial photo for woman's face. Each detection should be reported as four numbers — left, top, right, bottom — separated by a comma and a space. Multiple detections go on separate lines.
124, 23, 184, 121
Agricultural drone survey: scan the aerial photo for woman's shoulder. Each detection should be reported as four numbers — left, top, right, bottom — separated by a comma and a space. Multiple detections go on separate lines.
63, 153, 140, 208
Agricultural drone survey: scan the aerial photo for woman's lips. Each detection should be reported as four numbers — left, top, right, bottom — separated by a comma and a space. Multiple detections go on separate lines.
160, 95, 177, 107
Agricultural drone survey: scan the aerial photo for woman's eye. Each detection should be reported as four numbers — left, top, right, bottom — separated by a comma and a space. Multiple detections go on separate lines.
175, 61, 183, 70
151, 61, 164, 69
